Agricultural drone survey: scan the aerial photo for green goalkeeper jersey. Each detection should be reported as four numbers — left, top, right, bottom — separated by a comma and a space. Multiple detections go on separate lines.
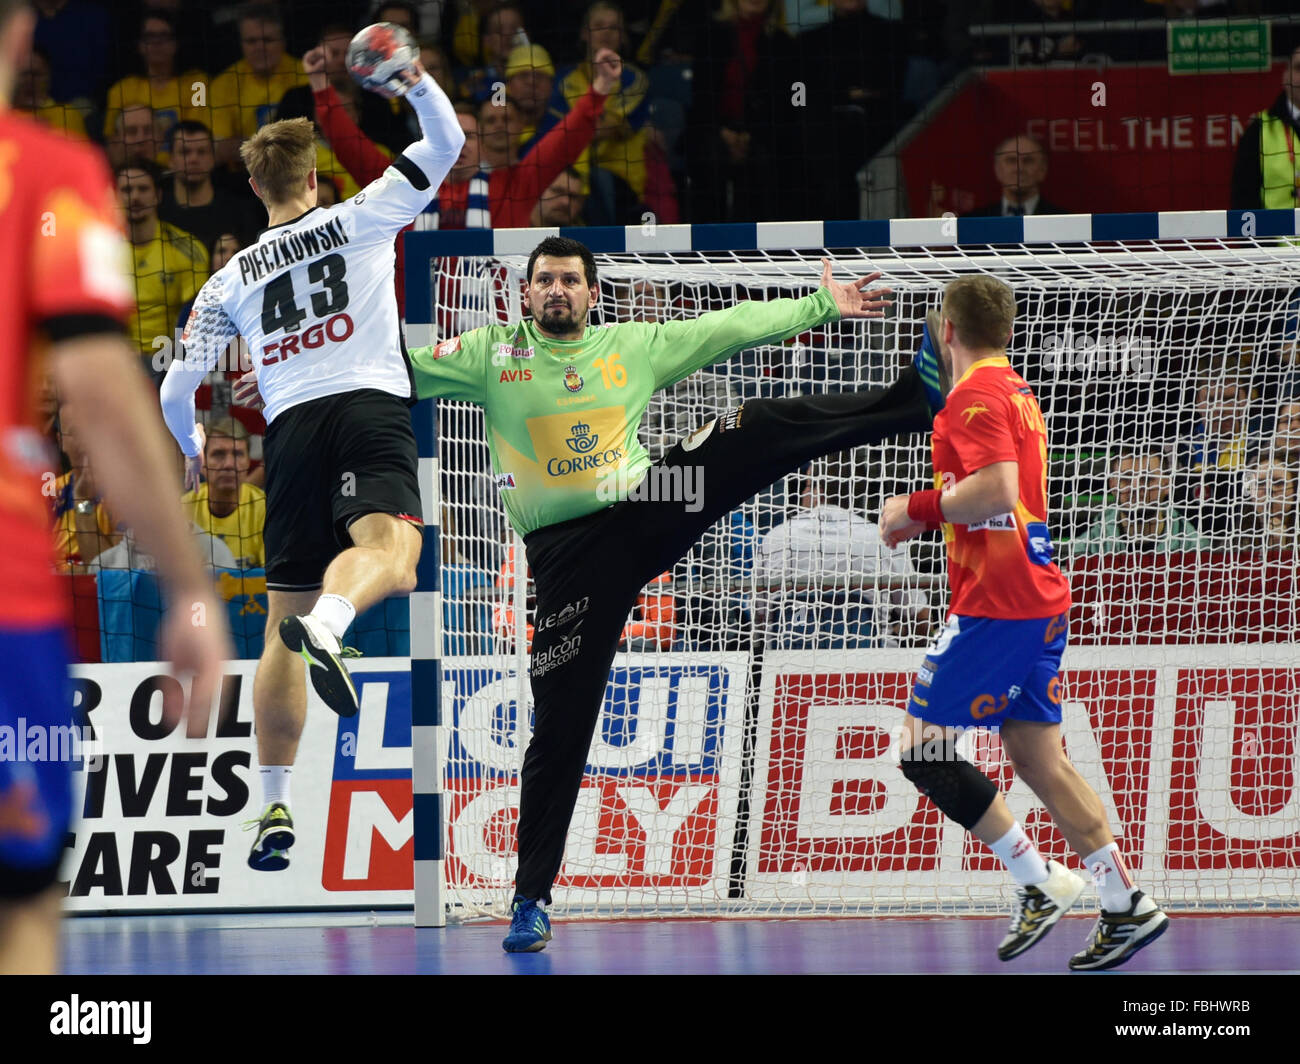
408, 287, 840, 536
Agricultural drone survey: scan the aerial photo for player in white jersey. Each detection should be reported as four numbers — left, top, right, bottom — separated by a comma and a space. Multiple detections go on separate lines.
160, 59, 464, 870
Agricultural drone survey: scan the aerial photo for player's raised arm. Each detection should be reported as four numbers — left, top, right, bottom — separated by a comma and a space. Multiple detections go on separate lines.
644, 260, 892, 391
390, 65, 464, 181
345, 26, 465, 234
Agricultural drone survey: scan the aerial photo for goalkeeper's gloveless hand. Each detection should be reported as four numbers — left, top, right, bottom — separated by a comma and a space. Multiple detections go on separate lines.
820, 258, 894, 319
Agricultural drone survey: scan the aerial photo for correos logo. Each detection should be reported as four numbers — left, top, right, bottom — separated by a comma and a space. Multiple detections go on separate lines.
566, 422, 597, 454
548, 421, 622, 476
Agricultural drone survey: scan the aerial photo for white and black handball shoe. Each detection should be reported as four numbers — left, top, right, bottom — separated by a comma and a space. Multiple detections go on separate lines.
1069, 891, 1170, 972
997, 860, 1087, 961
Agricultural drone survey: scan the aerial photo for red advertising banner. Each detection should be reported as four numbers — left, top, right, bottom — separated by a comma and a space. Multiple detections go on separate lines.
748, 652, 1300, 909
1168, 667, 1300, 870
901, 63, 1287, 217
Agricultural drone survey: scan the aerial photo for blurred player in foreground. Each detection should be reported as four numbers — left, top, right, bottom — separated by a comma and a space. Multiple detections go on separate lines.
163, 25, 463, 871
0, 0, 229, 974
879, 277, 1169, 971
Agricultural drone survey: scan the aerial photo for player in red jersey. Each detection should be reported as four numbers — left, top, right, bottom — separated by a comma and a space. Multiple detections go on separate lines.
880, 278, 1169, 971
0, 0, 229, 973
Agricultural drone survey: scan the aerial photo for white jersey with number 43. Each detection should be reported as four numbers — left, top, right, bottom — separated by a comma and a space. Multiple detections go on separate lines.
180, 169, 431, 424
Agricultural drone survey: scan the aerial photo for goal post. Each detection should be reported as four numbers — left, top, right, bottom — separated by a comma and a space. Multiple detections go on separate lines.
404, 210, 1300, 922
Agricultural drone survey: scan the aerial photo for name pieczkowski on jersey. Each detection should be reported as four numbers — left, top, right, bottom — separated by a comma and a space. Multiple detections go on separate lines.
177, 167, 438, 424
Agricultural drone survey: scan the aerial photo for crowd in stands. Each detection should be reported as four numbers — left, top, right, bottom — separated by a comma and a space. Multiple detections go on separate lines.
24, 1, 1300, 241
27, 0, 1300, 657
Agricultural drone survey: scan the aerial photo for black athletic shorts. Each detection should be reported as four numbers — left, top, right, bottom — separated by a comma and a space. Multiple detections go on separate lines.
263, 389, 423, 592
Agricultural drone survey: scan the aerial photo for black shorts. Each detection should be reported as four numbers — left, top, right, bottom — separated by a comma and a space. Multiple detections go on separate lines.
263, 389, 423, 592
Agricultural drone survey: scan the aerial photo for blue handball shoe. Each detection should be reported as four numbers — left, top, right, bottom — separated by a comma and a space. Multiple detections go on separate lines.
502, 896, 553, 953
245, 802, 294, 871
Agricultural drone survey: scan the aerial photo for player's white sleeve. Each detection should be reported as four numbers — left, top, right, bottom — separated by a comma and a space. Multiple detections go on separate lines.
350, 72, 465, 236
161, 274, 237, 457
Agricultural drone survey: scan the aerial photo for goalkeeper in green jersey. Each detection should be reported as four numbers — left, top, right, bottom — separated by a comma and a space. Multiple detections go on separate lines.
409, 235, 944, 952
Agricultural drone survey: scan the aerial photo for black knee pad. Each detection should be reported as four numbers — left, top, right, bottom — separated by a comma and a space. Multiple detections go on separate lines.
899, 743, 998, 829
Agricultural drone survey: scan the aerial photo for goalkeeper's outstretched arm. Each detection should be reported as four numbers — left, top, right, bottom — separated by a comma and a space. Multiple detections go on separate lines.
645, 261, 895, 391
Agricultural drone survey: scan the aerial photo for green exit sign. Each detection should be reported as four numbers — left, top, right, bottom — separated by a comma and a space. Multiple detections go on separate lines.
1168, 19, 1272, 74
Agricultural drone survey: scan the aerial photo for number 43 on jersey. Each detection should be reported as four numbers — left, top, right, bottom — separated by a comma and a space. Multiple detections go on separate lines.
261, 252, 355, 365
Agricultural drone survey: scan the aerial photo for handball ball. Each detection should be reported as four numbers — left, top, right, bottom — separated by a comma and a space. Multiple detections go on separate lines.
346, 22, 420, 98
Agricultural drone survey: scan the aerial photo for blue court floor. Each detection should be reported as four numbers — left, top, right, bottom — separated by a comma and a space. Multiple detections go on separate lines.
61, 912, 1300, 975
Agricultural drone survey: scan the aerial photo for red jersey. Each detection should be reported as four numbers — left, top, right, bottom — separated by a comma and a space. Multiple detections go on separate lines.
930, 355, 1072, 619
0, 111, 134, 627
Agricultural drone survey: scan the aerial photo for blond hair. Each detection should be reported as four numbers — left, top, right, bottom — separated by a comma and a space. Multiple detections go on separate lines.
941, 276, 1016, 351
239, 117, 316, 205
204, 416, 250, 450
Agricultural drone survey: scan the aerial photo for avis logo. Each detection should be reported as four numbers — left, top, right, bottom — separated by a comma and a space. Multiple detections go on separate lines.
566, 422, 597, 453
499, 368, 532, 382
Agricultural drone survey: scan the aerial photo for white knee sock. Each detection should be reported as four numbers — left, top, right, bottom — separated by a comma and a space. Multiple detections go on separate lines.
1084, 842, 1138, 911
311, 593, 356, 641
989, 822, 1050, 886
260, 765, 292, 808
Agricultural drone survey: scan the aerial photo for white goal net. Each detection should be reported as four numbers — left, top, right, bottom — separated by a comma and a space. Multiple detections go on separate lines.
422, 231, 1300, 917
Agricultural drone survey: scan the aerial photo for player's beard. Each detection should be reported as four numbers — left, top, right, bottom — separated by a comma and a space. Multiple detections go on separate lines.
536, 298, 585, 336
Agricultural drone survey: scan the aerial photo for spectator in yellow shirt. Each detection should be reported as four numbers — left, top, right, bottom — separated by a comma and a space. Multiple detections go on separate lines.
51, 418, 120, 572
547, 2, 650, 222
13, 43, 86, 139
115, 160, 208, 382
107, 103, 172, 169
102, 12, 208, 151
210, 3, 305, 169
182, 418, 267, 570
